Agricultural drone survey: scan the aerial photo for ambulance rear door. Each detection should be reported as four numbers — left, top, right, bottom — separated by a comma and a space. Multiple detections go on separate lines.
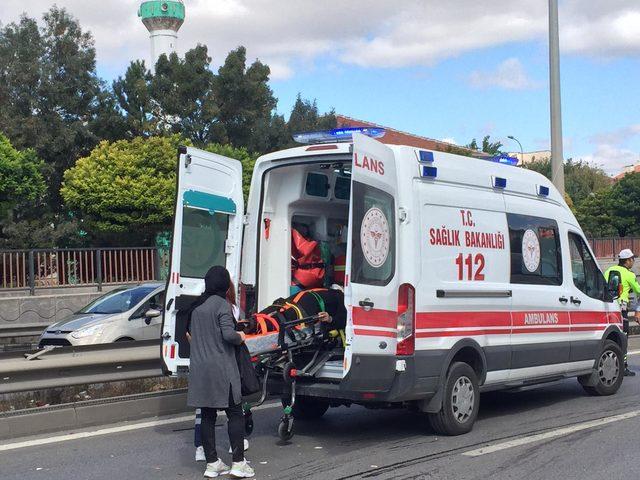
161, 146, 244, 376
343, 133, 400, 386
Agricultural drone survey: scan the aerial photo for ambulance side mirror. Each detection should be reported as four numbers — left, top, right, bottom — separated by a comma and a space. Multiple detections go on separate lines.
606, 275, 621, 302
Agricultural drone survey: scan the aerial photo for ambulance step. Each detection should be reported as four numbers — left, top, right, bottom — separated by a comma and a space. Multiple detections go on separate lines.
315, 360, 344, 379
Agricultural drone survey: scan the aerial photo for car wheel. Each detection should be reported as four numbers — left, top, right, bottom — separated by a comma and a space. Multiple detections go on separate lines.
580, 340, 623, 396
428, 362, 480, 436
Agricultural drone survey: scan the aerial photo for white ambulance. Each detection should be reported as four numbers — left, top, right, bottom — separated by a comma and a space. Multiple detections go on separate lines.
162, 129, 626, 435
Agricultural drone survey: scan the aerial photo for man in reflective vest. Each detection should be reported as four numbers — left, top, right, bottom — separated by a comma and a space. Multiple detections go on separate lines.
604, 248, 640, 377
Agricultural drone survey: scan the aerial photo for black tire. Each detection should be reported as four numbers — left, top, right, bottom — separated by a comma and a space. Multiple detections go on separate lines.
428, 362, 480, 436
114, 337, 134, 342
283, 396, 329, 420
580, 340, 624, 396
278, 418, 294, 441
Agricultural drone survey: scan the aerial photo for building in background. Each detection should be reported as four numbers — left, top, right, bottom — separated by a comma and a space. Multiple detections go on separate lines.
613, 163, 640, 181
507, 150, 551, 166
138, 1, 185, 70
336, 115, 483, 156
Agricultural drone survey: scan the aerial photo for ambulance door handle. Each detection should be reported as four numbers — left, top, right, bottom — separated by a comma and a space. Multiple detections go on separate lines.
570, 296, 582, 306
359, 299, 374, 311
558, 296, 568, 304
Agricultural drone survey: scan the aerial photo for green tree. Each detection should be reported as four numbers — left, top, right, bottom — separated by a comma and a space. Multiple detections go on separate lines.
151, 46, 222, 144
213, 46, 277, 150
466, 135, 503, 155
112, 60, 155, 137
0, 134, 46, 217
575, 190, 618, 237
523, 158, 612, 208
0, 7, 111, 209
287, 94, 336, 134
61, 135, 187, 244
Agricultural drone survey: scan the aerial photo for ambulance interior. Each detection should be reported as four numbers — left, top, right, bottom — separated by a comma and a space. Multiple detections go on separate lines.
255, 160, 351, 379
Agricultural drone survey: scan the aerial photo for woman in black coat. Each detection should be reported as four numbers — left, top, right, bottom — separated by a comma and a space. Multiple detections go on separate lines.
187, 266, 254, 478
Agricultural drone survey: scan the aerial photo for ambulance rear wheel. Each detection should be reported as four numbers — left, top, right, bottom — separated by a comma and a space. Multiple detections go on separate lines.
580, 340, 623, 396
428, 362, 479, 436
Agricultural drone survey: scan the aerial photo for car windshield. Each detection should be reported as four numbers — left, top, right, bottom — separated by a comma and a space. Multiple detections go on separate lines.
79, 286, 157, 314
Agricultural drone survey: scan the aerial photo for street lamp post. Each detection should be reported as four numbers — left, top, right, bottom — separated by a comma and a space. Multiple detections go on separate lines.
507, 135, 524, 165
549, 0, 565, 194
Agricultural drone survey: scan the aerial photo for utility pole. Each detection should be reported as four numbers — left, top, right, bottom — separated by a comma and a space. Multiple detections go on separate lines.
549, 0, 565, 194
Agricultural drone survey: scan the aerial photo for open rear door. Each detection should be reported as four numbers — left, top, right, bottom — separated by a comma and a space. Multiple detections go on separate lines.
162, 146, 244, 375
343, 133, 400, 386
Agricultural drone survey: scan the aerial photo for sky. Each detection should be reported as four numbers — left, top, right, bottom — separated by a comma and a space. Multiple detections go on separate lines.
1, 0, 639, 175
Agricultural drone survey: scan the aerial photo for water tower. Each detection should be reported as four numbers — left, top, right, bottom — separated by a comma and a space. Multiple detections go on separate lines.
138, 1, 185, 68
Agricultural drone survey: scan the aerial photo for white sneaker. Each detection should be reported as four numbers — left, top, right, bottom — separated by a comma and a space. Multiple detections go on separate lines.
228, 438, 249, 453
204, 459, 230, 478
195, 446, 206, 462
229, 460, 255, 478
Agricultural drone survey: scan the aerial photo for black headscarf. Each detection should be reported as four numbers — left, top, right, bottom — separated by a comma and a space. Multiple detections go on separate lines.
186, 265, 231, 333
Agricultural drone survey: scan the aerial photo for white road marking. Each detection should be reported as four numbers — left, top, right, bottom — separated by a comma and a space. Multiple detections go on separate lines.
627, 349, 640, 356
0, 401, 279, 453
463, 409, 640, 457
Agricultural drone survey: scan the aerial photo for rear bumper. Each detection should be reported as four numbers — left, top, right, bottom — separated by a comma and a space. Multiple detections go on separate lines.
269, 352, 443, 404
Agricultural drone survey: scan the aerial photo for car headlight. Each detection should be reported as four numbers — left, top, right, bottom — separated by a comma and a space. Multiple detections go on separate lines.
71, 324, 105, 339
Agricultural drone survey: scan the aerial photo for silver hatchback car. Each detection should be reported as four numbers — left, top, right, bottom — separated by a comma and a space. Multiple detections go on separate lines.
38, 283, 165, 347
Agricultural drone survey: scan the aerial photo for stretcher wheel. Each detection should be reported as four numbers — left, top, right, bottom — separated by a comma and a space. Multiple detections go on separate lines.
278, 416, 294, 441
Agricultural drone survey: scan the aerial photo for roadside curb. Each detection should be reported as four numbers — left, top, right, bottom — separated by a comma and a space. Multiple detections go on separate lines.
0, 389, 189, 441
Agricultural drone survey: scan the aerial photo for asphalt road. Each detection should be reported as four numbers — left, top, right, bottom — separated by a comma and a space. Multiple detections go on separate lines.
3, 339, 640, 480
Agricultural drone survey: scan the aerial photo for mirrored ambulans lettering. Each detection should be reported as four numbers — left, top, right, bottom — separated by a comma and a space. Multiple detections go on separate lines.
354, 152, 385, 175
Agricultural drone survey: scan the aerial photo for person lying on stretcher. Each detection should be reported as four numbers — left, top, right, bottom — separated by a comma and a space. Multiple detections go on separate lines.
239, 285, 347, 335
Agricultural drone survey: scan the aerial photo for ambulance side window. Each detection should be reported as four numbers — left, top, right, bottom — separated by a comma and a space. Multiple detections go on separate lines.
507, 214, 562, 286
180, 206, 230, 278
351, 181, 395, 286
568, 233, 605, 300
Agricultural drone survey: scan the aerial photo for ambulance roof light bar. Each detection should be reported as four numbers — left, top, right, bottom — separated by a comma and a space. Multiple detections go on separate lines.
487, 154, 519, 166
293, 127, 386, 144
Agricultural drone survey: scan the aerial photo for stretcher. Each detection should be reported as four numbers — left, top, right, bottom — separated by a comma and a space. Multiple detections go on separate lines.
241, 312, 343, 441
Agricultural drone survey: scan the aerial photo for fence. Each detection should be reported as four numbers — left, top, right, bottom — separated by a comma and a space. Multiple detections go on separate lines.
0, 247, 169, 294
588, 238, 640, 260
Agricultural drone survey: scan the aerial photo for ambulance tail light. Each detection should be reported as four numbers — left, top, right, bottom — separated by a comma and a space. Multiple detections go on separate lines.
396, 283, 415, 356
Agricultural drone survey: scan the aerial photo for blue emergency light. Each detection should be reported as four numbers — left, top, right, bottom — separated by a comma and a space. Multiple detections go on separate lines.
421, 166, 438, 178
293, 127, 386, 144
538, 185, 550, 196
418, 150, 435, 162
493, 176, 507, 189
488, 154, 519, 166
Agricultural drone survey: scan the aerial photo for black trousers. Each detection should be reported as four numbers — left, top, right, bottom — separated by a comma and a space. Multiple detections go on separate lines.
201, 388, 244, 463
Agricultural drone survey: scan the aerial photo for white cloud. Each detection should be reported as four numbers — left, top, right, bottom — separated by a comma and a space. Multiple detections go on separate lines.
589, 124, 640, 146
1, 0, 639, 80
578, 124, 640, 175
581, 144, 640, 176
561, 0, 640, 58
441, 137, 457, 145
469, 58, 540, 90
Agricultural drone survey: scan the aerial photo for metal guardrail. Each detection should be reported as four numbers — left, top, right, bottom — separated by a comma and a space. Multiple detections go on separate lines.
0, 340, 162, 394
0, 323, 46, 339
0, 247, 169, 294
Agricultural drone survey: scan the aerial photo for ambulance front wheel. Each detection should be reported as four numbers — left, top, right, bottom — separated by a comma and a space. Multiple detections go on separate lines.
428, 362, 479, 436
579, 340, 624, 396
